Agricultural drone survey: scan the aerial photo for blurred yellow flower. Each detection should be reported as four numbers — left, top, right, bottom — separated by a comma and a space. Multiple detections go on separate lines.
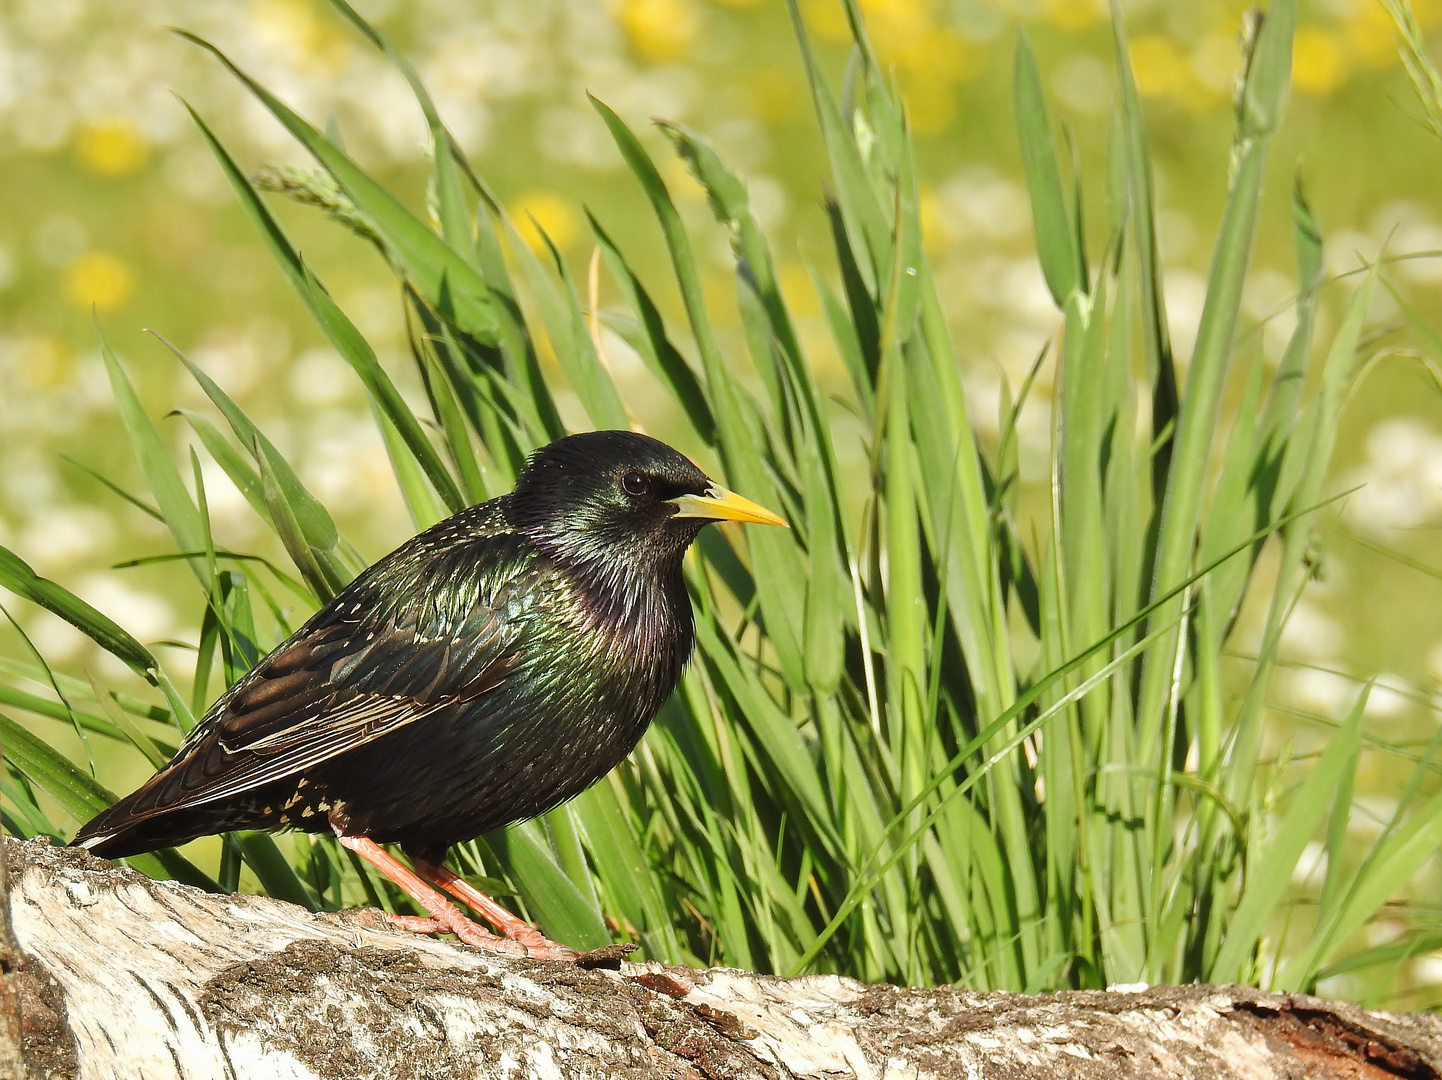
889, 27, 977, 85
1340, 6, 1399, 69
508, 191, 579, 254
73, 121, 150, 178
1042, 0, 1104, 32
64, 253, 135, 313
250, 0, 345, 74
660, 157, 705, 204
1292, 26, 1349, 96
1130, 35, 1187, 100
779, 263, 818, 316
867, 0, 934, 71
748, 67, 805, 125
1191, 32, 1240, 96
900, 75, 956, 135
802, 0, 852, 43
866, 0, 930, 34
17, 336, 70, 390
616, 0, 701, 62
251, 0, 322, 54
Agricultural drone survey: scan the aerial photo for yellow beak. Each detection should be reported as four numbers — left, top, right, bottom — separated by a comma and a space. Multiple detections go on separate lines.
669, 484, 788, 528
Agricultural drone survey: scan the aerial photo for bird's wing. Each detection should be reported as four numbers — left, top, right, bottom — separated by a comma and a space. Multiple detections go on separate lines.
103, 527, 547, 820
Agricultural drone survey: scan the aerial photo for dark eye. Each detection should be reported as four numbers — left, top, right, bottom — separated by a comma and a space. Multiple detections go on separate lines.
621, 471, 650, 497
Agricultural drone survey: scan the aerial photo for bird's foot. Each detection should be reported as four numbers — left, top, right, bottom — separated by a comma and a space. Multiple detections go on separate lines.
336, 833, 566, 958
380, 907, 580, 961
383, 909, 535, 956
411, 856, 578, 956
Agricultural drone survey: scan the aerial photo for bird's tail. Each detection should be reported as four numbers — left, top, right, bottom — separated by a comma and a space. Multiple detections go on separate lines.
71, 790, 208, 860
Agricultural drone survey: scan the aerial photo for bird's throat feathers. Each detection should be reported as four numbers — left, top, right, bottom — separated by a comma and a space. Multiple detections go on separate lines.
540, 526, 696, 668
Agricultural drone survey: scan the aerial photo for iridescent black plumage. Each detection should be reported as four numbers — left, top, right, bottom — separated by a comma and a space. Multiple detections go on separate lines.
73, 432, 780, 874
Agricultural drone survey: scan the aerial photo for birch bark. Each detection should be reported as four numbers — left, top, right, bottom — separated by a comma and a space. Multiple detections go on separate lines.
8, 838, 1441, 1080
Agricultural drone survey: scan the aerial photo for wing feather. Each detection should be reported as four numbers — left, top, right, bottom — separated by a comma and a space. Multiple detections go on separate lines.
78, 516, 544, 836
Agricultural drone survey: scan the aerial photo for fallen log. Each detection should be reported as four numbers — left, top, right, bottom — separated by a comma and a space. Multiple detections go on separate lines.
7, 837, 1442, 1079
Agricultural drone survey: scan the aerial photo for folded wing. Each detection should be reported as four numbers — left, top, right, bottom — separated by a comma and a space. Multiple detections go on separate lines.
74, 528, 542, 846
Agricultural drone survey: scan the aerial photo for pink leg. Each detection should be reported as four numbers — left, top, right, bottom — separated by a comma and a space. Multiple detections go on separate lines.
410, 855, 579, 961
335, 833, 527, 957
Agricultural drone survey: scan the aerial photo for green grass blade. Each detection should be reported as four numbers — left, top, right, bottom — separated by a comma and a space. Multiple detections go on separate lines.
1210, 687, 1364, 983
0, 545, 158, 678
299, 268, 466, 514
512, 221, 630, 431
323, 0, 473, 258
783, 0, 889, 294
0, 683, 173, 754
1109, 8, 1177, 491
694, 621, 839, 854
1135, 0, 1294, 763
183, 105, 466, 515
486, 820, 610, 950
235, 831, 319, 911
159, 337, 351, 597
174, 410, 268, 522
1, 713, 217, 889
590, 213, 714, 442
415, 345, 489, 504
1225, 253, 1377, 808
1015, 33, 1082, 306
60, 456, 162, 521
82, 671, 169, 770
99, 332, 210, 595
1278, 776, 1442, 990
376, 405, 444, 530
571, 778, 685, 960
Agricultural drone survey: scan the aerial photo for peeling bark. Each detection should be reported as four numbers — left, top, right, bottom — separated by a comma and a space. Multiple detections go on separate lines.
7, 836, 1442, 1080
0, 831, 25, 1080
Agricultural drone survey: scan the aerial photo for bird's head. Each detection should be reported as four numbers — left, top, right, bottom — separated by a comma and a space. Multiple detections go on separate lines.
509, 431, 785, 581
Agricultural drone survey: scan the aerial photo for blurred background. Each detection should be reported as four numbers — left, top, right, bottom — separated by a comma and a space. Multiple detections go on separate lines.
5, 0, 1442, 998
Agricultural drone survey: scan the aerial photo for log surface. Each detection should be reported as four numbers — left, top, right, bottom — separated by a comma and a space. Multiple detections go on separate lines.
7, 837, 1442, 1080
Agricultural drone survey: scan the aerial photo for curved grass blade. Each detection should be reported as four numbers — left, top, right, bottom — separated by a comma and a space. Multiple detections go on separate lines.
0, 545, 158, 679
589, 211, 715, 442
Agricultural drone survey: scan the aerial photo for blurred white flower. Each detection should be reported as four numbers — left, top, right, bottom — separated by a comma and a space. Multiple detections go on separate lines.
1291, 840, 1325, 886
32, 214, 87, 267
1164, 267, 1207, 367
1283, 666, 1353, 714
1051, 54, 1111, 115
1281, 599, 1343, 659
75, 572, 175, 642
288, 347, 355, 408
939, 168, 1029, 243
1364, 673, 1414, 719
1341, 418, 1442, 536
17, 505, 113, 573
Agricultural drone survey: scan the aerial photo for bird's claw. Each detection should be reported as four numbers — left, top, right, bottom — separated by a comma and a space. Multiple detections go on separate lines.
383, 909, 528, 956
382, 909, 585, 960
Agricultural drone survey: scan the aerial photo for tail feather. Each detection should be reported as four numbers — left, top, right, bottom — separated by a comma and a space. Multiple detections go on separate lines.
72, 791, 220, 859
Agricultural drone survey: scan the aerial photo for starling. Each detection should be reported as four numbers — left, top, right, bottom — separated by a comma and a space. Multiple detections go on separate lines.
73, 431, 786, 959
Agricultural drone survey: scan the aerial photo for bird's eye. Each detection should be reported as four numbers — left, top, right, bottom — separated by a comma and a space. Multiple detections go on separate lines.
621, 471, 650, 497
